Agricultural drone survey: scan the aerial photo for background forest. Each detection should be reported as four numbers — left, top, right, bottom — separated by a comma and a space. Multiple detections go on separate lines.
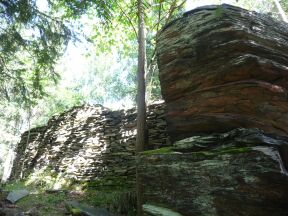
0, 0, 287, 179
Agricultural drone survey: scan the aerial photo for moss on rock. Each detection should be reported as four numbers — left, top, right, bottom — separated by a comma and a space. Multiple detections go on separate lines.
142, 147, 174, 155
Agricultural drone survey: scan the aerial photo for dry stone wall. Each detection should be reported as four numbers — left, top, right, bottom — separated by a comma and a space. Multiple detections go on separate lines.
10, 102, 168, 185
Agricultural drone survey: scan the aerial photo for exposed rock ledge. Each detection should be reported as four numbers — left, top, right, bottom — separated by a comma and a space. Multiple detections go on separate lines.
138, 128, 288, 216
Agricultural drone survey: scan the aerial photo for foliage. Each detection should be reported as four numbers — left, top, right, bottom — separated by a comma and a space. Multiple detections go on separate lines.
3, 181, 69, 215
83, 189, 136, 215
86, 0, 187, 103
0, 0, 72, 104
24, 167, 70, 189
83, 0, 288, 104
67, 53, 138, 107
3, 180, 136, 216
281, 0, 288, 13
0, 0, 119, 105
236, 0, 281, 19
0, 101, 26, 179
50, 0, 115, 21
29, 86, 84, 127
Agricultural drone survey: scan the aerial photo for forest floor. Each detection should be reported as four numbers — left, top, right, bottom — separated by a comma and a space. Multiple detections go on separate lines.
0, 181, 136, 215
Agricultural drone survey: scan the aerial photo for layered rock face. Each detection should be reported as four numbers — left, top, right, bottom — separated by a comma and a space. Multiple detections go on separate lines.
157, 4, 288, 141
138, 4, 288, 216
138, 128, 288, 216
10, 102, 168, 185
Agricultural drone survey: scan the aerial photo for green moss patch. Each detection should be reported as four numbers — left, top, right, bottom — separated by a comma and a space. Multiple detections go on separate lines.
142, 147, 174, 155
218, 146, 252, 155
189, 146, 252, 158
141, 146, 252, 157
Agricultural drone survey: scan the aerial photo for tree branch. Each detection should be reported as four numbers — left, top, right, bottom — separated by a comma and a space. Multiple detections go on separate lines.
274, 0, 288, 22
115, 1, 138, 38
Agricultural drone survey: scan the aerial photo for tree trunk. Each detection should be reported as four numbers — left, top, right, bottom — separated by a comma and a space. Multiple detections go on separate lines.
274, 0, 288, 22
136, 0, 146, 215
136, 0, 146, 154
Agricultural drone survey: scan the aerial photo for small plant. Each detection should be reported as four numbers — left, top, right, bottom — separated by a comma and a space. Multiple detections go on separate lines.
70, 208, 81, 215
3, 177, 136, 215
82, 188, 136, 216
214, 6, 224, 19
3, 181, 69, 215
25, 167, 72, 190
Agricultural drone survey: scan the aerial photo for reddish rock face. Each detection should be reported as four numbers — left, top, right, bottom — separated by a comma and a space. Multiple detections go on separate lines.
157, 4, 288, 141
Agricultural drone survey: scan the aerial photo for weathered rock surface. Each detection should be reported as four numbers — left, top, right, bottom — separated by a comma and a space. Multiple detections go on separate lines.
6, 189, 29, 204
10, 102, 169, 186
157, 4, 288, 141
65, 200, 111, 216
138, 128, 288, 216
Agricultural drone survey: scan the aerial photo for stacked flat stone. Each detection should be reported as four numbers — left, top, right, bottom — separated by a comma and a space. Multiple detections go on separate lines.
10, 102, 168, 185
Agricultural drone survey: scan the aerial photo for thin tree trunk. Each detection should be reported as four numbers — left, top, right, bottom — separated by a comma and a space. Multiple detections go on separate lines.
274, 0, 288, 22
136, 0, 146, 215
136, 0, 146, 154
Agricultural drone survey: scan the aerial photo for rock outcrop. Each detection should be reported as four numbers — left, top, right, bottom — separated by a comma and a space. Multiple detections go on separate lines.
138, 128, 288, 216
10, 102, 168, 186
157, 4, 288, 142
138, 4, 288, 216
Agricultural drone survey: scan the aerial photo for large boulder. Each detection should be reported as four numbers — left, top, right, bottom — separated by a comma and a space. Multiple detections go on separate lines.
138, 128, 288, 216
157, 4, 288, 142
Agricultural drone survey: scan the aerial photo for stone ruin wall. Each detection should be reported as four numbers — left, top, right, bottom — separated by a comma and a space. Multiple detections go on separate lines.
10, 102, 168, 185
